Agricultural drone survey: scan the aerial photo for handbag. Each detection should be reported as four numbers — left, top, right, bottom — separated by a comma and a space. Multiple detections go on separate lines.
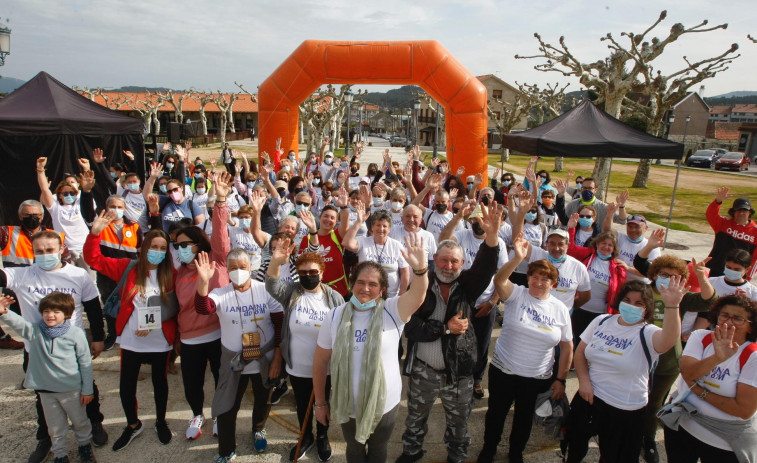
146, 291, 180, 322
102, 260, 138, 318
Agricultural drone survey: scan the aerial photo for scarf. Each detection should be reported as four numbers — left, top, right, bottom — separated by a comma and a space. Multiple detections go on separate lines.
330, 299, 387, 444
38, 320, 71, 339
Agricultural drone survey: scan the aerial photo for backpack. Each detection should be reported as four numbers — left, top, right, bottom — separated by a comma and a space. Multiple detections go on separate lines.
597, 315, 657, 393
102, 260, 138, 318
701, 332, 757, 369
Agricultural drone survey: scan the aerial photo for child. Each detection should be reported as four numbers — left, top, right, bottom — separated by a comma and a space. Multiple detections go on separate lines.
708, 248, 757, 299
0, 292, 96, 463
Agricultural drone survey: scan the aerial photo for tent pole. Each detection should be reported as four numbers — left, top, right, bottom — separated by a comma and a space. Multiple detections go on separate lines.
603, 158, 613, 200
663, 156, 684, 250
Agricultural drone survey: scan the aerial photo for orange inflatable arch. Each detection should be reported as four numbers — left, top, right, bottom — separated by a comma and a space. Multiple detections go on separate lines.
258, 40, 489, 181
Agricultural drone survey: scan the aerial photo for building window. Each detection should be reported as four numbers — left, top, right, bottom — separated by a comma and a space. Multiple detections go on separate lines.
492, 89, 503, 99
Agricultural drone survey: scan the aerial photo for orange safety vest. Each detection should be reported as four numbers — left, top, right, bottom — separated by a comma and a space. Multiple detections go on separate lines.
1, 226, 65, 266
99, 221, 140, 256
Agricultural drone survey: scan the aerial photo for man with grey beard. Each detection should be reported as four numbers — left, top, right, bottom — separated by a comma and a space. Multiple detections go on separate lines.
397, 202, 503, 463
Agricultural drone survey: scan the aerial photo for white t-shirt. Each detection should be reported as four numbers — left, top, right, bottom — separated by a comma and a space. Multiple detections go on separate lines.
118, 269, 171, 353
582, 315, 661, 410
423, 209, 460, 242
575, 228, 594, 247
3, 264, 100, 351
708, 276, 757, 300
287, 291, 332, 378
452, 229, 508, 271
581, 257, 611, 314
529, 247, 591, 309
512, 222, 545, 274
390, 228, 437, 283
228, 226, 263, 271
316, 297, 405, 418
48, 201, 90, 253
355, 236, 409, 297
208, 281, 284, 375
498, 222, 513, 248
676, 329, 757, 451
191, 192, 210, 215
616, 233, 660, 282
122, 191, 149, 234
347, 209, 368, 237
492, 285, 572, 378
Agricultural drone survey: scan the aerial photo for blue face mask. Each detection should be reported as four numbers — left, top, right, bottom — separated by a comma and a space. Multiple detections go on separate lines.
628, 235, 643, 244
723, 267, 744, 281
618, 301, 645, 324
467, 182, 474, 190
578, 217, 593, 228
195, 172, 203, 179
525, 211, 537, 223
340, 161, 348, 168
110, 171, 118, 179
503, 180, 512, 187
278, 189, 287, 198
581, 190, 594, 202
538, 177, 546, 184
655, 276, 670, 291
125, 183, 140, 192
350, 294, 377, 311
159, 184, 168, 193
63, 194, 76, 205
288, 155, 296, 161
282, 165, 291, 172
313, 178, 321, 186
295, 204, 309, 215
165, 162, 175, 169
238, 218, 252, 229
35, 253, 60, 271
324, 158, 333, 165
177, 246, 196, 264
597, 252, 612, 260
372, 197, 384, 206
247, 181, 256, 190
349, 205, 358, 213
146, 249, 166, 265
110, 208, 124, 219
547, 253, 566, 264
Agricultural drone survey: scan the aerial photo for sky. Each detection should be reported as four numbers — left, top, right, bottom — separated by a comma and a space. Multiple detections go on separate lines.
1, 0, 756, 97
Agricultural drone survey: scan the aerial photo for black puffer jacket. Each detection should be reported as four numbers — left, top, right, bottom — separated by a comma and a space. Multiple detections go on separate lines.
403, 241, 499, 384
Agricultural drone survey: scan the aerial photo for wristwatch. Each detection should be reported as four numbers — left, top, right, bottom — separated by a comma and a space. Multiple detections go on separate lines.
445, 325, 451, 335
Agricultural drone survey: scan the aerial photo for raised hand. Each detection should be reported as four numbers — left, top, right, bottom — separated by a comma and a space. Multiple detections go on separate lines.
78, 170, 95, 193
195, 251, 216, 283
0, 294, 16, 314
525, 167, 536, 185
616, 189, 630, 207
354, 200, 367, 224
186, 140, 192, 150
647, 229, 665, 249
123, 150, 135, 160
215, 172, 232, 197
473, 173, 483, 187
147, 194, 160, 214
658, 274, 688, 308
567, 212, 579, 229
480, 202, 504, 237
427, 173, 443, 191
455, 165, 464, 177
430, 158, 440, 169
175, 145, 186, 161
511, 233, 528, 261
271, 238, 295, 265
92, 148, 106, 163
91, 210, 116, 236
400, 233, 428, 271
37, 157, 47, 171
299, 208, 317, 233
249, 190, 267, 212
691, 257, 711, 278
77, 157, 91, 172
149, 162, 163, 179
715, 186, 730, 203
712, 322, 740, 362
275, 137, 282, 151
449, 188, 459, 199
335, 188, 348, 207
606, 202, 619, 217
553, 178, 567, 196
493, 168, 501, 180
358, 184, 371, 205
412, 145, 421, 161
517, 190, 534, 212
210, 157, 217, 168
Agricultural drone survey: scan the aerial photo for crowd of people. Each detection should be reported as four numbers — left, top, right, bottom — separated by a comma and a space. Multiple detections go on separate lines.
0, 139, 755, 463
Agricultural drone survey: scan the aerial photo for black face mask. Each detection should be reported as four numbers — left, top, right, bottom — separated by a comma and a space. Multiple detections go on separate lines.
471, 222, 485, 236
21, 215, 41, 230
300, 274, 321, 290
368, 170, 377, 176
481, 196, 491, 206
294, 187, 305, 195
435, 203, 448, 213
350, 167, 358, 173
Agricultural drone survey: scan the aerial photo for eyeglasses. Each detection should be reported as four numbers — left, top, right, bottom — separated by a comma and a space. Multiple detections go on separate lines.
172, 241, 196, 250
60, 191, 76, 197
296, 201, 311, 207
548, 225, 568, 231
168, 187, 181, 194
718, 312, 752, 326
581, 185, 595, 191
629, 215, 646, 222
579, 214, 593, 219
297, 269, 320, 277
656, 272, 677, 279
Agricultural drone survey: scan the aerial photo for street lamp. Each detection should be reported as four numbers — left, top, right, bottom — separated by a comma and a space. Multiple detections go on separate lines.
414, 99, 421, 146
344, 89, 354, 157
656, 113, 675, 165
433, 103, 440, 158
406, 108, 411, 141
663, 114, 691, 249
358, 103, 364, 143
0, 22, 11, 66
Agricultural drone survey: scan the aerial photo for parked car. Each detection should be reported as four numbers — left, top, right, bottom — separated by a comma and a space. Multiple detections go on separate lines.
715, 152, 750, 171
391, 137, 408, 147
686, 149, 717, 168
712, 148, 728, 161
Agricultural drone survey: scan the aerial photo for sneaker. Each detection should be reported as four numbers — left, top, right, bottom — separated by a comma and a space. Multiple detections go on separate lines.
215, 452, 236, 463
254, 430, 268, 452
155, 420, 172, 445
270, 381, 289, 404
112, 421, 143, 452
476, 447, 496, 463
186, 414, 205, 440
91, 422, 108, 447
642, 438, 660, 463
28, 438, 51, 463
103, 335, 116, 351
212, 418, 218, 437
52, 457, 69, 463
289, 434, 314, 461
473, 383, 485, 399
316, 435, 332, 462
78, 443, 97, 463
0, 334, 24, 349
395, 450, 424, 463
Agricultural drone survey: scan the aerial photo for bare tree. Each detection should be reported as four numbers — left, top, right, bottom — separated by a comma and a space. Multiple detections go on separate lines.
209, 91, 239, 144
517, 10, 734, 196
193, 91, 215, 136
234, 81, 259, 102
299, 84, 359, 153
123, 92, 165, 134
158, 90, 193, 123
72, 86, 100, 101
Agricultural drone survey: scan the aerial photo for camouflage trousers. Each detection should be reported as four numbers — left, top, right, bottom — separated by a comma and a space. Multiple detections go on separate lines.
401, 359, 474, 463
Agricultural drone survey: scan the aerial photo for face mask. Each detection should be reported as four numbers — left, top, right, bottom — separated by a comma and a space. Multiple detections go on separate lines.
300, 274, 321, 291
195, 187, 206, 195
350, 167, 358, 173
62, 195, 76, 205
177, 246, 196, 264
294, 187, 305, 195
547, 253, 566, 264
313, 178, 321, 186
126, 183, 139, 192
165, 162, 175, 169
350, 294, 377, 311
22, 215, 41, 230
372, 197, 384, 206
278, 189, 287, 198
576, 182, 583, 189
170, 190, 183, 202
723, 268, 745, 281
541, 198, 554, 207
618, 301, 645, 324
391, 201, 404, 211
503, 180, 512, 187
159, 184, 168, 193
597, 252, 612, 260
288, 155, 296, 161
110, 171, 118, 179
196, 163, 203, 168
247, 181, 256, 190
110, 208, 124, 219
309, 157, 316, 163
229, 269, 250, 286
195, 173, 204, 179
481, 196, 491, 206
581, 190, 594, 202
467, 182, 474, 190
655, 276, 670, 291
538, 177, 546, 184
295, 204, 309, 215
341, 161, 348, 168
578, 217, 593, 228
325, 158, 333, 165
282, 165, 291, 172
323, 192, 332, 200
349, 205, 358, 213
35, 253, 60, 271
435, 203, 448, 213
146, 249, 166, 265
471, 222, 485, 236
525, 211, 537, 222
238, 218, 252, 229
368, 170, 377, 176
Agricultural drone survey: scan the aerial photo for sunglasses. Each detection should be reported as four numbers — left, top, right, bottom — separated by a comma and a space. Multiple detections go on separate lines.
297, 269, 320, 277
168, 187, 181, 194
548, 225, 568, 231
60, 191, 76, 197
296, 201, 311, 207
629, 215, 645, 222
172, 241, 196, 250
579, 214, 593, 219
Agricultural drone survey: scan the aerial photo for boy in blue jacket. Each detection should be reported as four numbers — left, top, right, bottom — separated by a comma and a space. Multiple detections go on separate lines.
0, 292, 96, 463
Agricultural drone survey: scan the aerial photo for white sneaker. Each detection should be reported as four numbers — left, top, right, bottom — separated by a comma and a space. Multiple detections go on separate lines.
185, 414, 205, 440
212, 418, 218, 437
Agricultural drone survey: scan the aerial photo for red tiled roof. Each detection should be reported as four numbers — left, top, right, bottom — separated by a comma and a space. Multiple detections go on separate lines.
364, 104, 379, 111
91, 92, 258, 113
733, 104, 757, 114
706, 121, 741, 140
709, 105, 732, 115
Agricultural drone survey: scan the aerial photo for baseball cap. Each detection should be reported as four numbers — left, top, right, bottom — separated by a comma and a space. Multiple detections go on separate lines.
324, 151, 334, 158
274, 180, 288, 190
627, 214, 646, 224
733, 198, 752, 211
547, 225, 569, 240
360, 176, 371, 184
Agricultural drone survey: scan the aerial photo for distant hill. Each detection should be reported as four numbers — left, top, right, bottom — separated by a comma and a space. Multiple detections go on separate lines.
705, 92, 757, 106
0, 76, 26, 94
362, 85, 423, 110
111, 85, 176, 92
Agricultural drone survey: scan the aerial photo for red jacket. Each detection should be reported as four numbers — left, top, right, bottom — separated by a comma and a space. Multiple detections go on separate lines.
567, 228, 626, 314
706, 200, 757, 278
84, 234, 177, 345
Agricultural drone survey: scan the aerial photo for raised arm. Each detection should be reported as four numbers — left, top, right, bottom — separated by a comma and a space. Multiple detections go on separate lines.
341, 201, 366, 253
651, 274, 684, 354
396, 234, 430, 322
438, 202, 471, 243
249, 190, 272, 248
602, 202, 618, 233
143, 162, 163, 201
36, 157, 55, 208
494, 233, 527, 301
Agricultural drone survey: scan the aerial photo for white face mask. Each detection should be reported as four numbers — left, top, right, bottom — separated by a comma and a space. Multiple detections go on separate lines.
229, 269, 250, 286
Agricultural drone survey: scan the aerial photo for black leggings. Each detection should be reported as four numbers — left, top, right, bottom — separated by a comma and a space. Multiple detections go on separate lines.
217, 373, 271, 458
180, 339, 221, 416
663, 425, 739, 463
289, 374, 331, 439
119, 349, 171, 425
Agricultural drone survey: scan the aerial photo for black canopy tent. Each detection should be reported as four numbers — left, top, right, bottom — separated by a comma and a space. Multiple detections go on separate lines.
0, 71, 145, 224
